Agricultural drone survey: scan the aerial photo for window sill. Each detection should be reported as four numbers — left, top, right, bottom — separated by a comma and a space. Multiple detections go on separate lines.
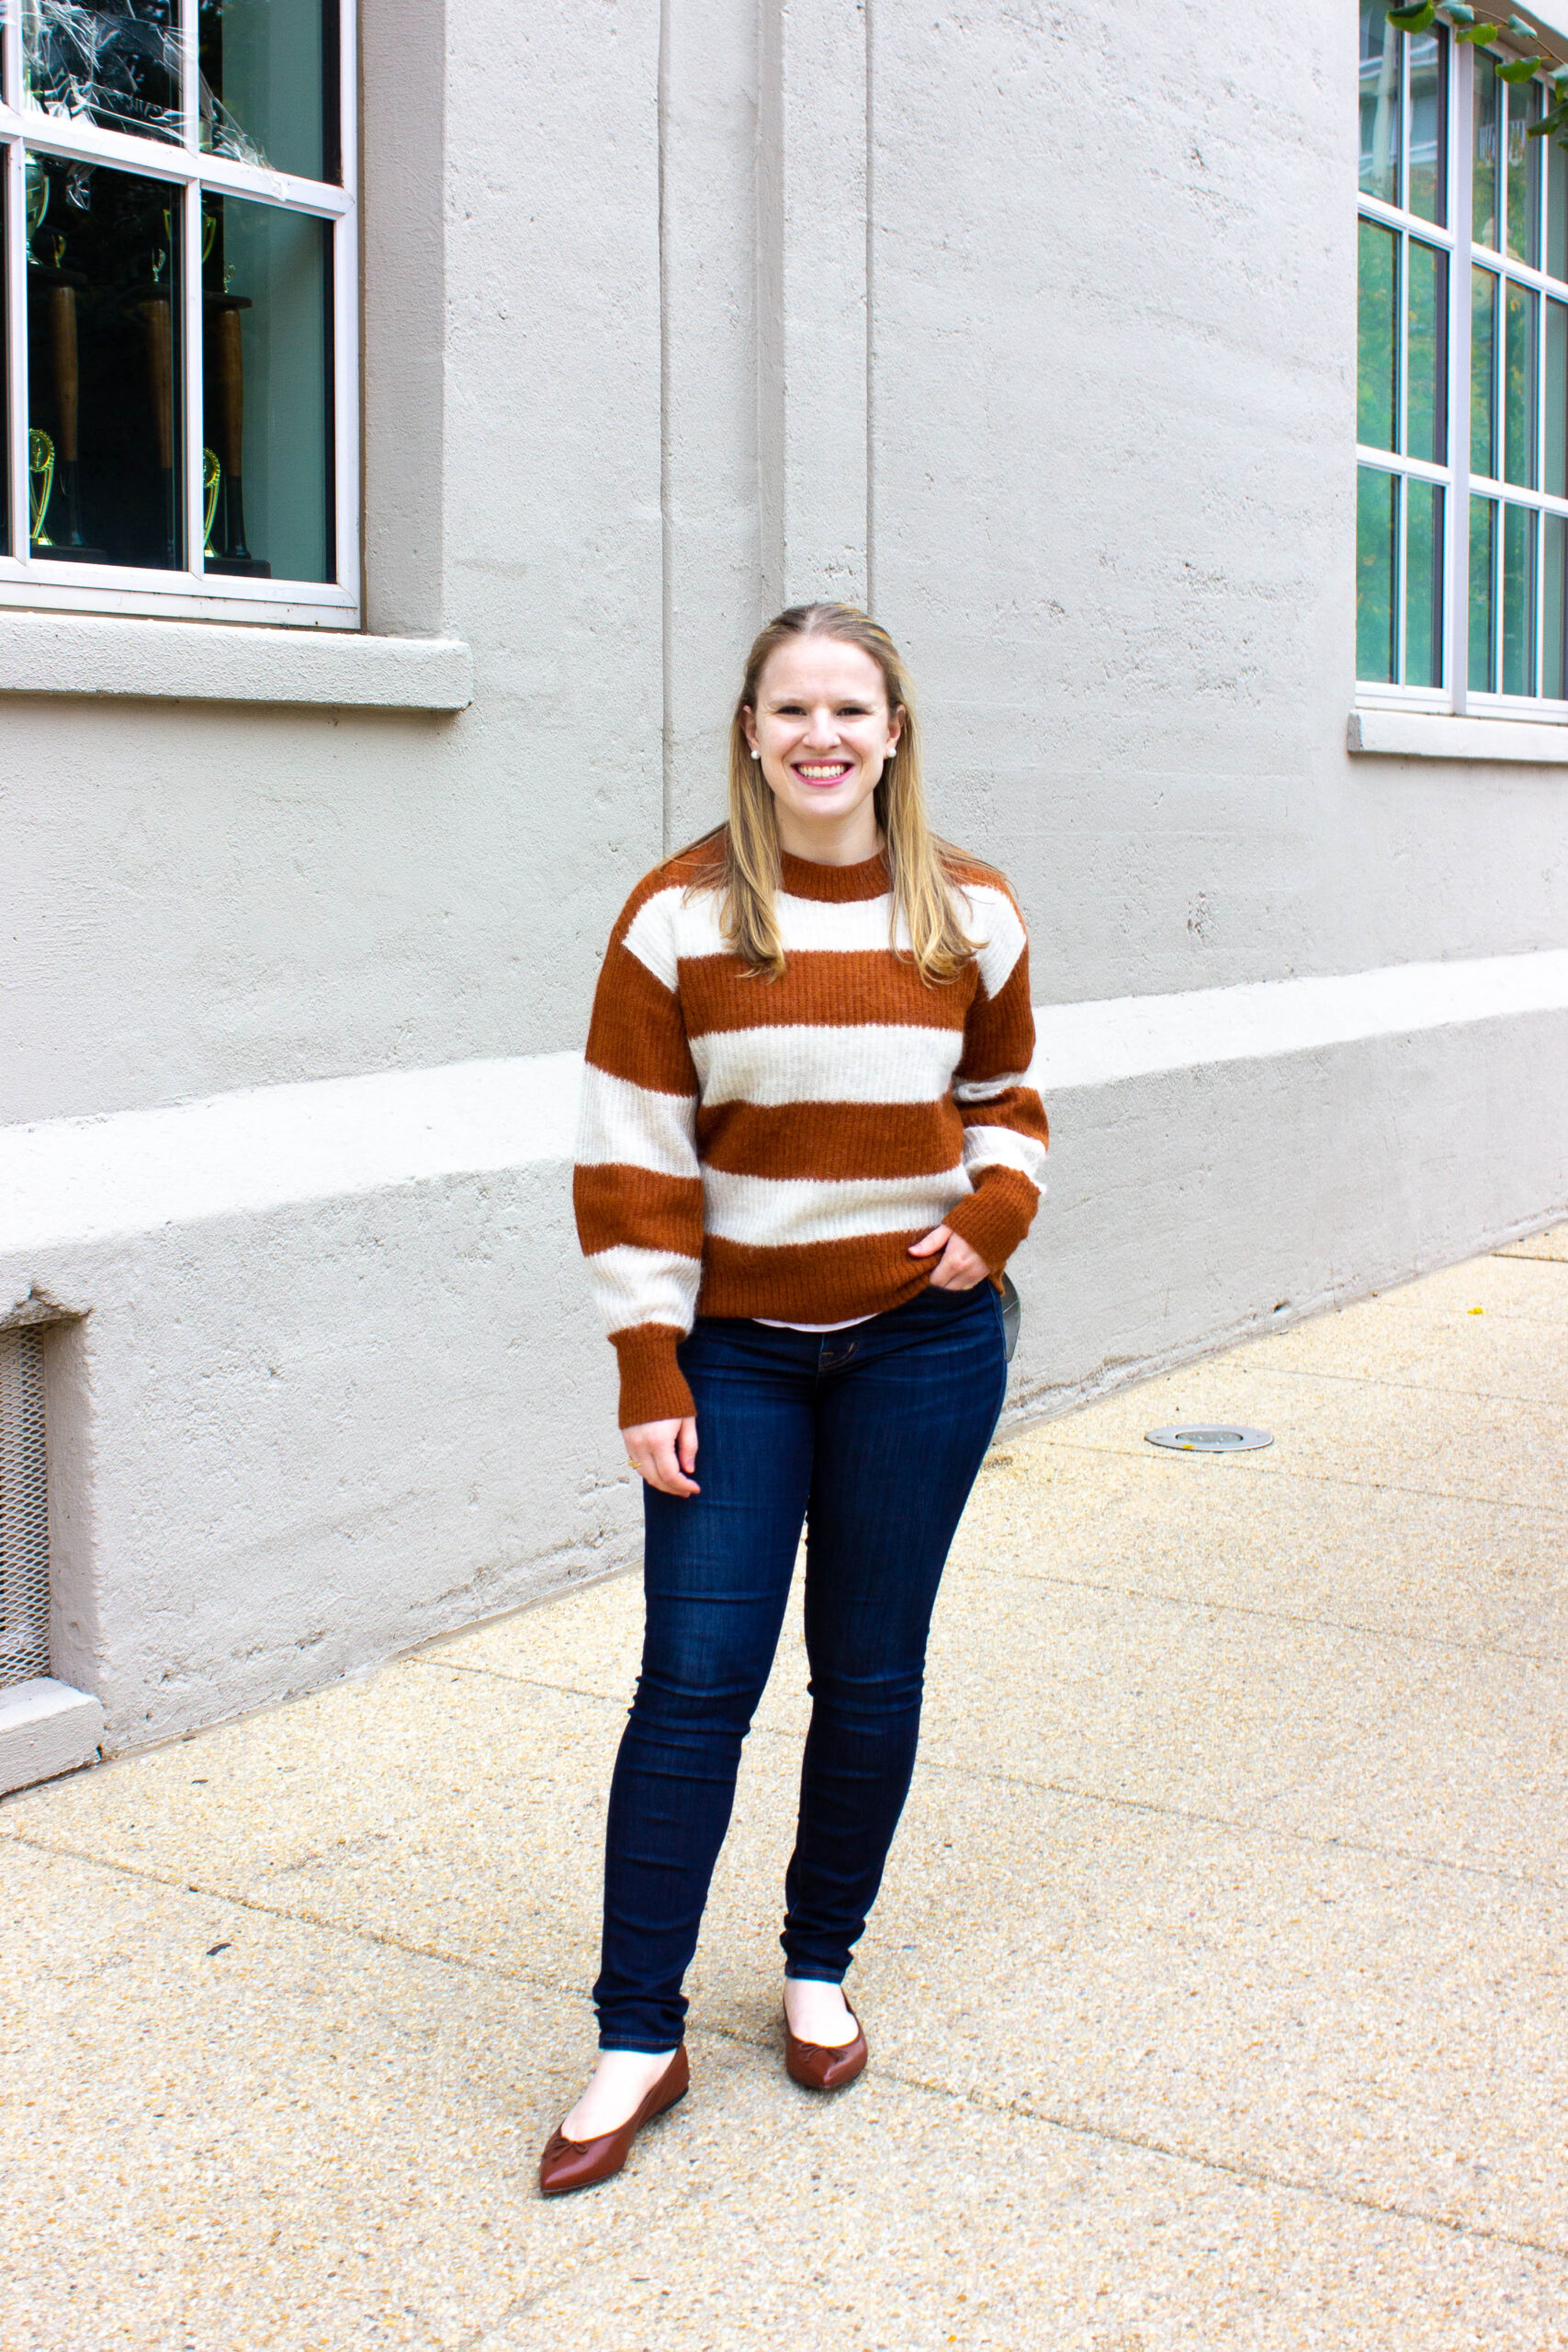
0, 611, 473, 711
1348, 710, 1568, 763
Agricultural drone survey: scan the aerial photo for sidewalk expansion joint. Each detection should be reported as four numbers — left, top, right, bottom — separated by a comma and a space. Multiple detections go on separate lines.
9, 1827, 1566, 2267
1039, 1436, 1568, 1521
955, 1557, 1568, 1670
386, 1661, 1565, 1897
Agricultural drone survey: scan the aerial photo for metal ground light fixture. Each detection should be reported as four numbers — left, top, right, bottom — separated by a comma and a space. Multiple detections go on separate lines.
1145, 1424, 1274, 1453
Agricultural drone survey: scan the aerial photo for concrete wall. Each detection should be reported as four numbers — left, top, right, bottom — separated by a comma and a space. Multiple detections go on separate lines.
2, 0, 1565, 1754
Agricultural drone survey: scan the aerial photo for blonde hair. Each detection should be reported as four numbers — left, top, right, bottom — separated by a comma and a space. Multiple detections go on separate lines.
688, 603, 980, 984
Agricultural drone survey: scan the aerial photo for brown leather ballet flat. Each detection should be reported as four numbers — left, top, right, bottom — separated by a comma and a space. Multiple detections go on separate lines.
784, 2006, 868, 2092
537, 2045, 689, 2197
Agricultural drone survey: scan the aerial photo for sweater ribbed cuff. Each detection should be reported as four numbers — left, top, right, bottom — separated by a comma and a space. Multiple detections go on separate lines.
942, 1168, 1039, 1273
611, 1324, 696, 1430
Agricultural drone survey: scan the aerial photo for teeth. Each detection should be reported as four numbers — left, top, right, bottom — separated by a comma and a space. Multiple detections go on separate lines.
798, 764, 849, 778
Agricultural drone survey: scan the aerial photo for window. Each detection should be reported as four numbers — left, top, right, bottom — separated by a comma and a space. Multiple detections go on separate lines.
1357, 6, 1568, 713
1, 2, 356, 625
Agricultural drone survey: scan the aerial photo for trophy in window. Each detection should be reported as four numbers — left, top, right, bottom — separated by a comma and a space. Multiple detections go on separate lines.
26, 167, 104, 561
203, 288, 270, 576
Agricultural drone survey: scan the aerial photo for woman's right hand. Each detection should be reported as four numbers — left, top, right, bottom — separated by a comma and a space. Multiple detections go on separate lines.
623, 1416, 700, 1498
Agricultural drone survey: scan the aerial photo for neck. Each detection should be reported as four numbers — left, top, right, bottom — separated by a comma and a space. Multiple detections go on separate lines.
773, 804, 882, 868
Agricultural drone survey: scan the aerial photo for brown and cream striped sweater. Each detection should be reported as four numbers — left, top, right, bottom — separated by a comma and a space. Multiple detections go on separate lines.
573, 841, 1049, 1428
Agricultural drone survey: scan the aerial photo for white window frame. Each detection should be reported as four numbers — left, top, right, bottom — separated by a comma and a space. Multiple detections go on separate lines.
0, 0, 358, 628
1357, 20, 1568, 724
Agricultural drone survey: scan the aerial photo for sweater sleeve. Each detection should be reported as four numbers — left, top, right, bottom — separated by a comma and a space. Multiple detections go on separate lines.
573, 874, 705, 1429
940, 882, 1049, 1273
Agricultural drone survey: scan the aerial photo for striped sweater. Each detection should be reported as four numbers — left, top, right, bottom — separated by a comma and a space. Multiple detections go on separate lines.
573, 841, 1049, 1428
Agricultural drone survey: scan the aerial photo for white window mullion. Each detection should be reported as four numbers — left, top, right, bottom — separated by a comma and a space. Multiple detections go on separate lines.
2, 0, 21, 112
181, 175, 204, 581
179, 0, 199, 152
339, 0, 359, 203
1451, 36, 1474, 710
333, 0, 359, 600
5, 137, 28, 567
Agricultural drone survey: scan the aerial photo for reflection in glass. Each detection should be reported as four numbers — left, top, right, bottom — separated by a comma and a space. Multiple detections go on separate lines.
1406, 241, 1447, 463
1359, 220, 1398, 453
1472, 266, 1497, 478
1505, 278, 1539, 489
1547, 299, 1568, 497
1506, 77, 1540, 266
1550, 139, 1568, 283
201, 194, 333, 582
1474, 51, 1499, 251
1470, 496, 1496, 690
1545, 514, 1568, 698
1357, 466, 1398, 683
1405, 481, 1444, 687
23, 0, 182, 142
26, 155, 182, 569
197, 0, 336, 183
1408, 28, 1447, 225
1359, 6, 1401, 208
1502, 501, 1537, 693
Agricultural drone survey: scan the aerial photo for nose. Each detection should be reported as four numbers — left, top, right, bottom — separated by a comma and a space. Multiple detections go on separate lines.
803, 705, 840, 747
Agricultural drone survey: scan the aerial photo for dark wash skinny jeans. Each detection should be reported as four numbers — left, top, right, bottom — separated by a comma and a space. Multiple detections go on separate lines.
594, 1280, 1008, 2052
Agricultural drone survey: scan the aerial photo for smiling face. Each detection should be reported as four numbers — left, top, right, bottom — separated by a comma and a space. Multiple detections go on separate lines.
742, 634, 904, 863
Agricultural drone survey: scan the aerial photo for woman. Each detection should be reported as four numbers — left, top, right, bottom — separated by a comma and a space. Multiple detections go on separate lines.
541, 603, 1048, 2196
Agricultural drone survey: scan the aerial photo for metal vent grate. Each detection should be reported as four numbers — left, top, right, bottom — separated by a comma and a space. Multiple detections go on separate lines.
0, 1328, 50, 1690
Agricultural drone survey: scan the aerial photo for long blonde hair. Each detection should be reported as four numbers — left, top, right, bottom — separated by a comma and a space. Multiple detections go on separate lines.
688, 603, 979, 984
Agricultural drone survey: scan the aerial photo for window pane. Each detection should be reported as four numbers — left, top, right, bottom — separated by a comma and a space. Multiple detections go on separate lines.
1547, 298, 1568, 497
202, 195, 333, 582
1406, 240, 1447, 463
1409, 27, 1447, 225
1405, 480, 1444, 687
1474, 51, 1500, 251
23, 1, 182, 144
1544, 513, 1568, 697
197, 0, 337, 184
1549, 139, 1568, 283
1360, 6, 1402, 208
1472, 266, 1497, 477
1358, 466, 1398, 683
1359, 220, 1399, 453
1502, 501, 1537, 694
1504, 278, 1539, 488
26, 157, 182, 570
1506, 78, 1540, 267
1470, 495, 1496, 690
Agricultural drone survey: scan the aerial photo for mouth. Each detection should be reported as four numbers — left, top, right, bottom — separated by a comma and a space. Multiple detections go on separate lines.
793, 761, 854, 786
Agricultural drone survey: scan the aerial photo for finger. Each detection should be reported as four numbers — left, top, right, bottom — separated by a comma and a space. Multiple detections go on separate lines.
908, 1224, 950, 1258
650, 1431, 700, 1498
677, 1417, 699, 1475
931, 1238, 984, 1290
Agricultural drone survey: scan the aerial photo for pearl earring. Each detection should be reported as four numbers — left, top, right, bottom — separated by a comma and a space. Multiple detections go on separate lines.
750, 746, 761, 761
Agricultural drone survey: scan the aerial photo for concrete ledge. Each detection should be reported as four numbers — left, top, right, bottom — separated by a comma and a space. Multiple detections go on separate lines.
0, 612, 473, 710
0, 1678, 104, 1796
1348, 709, 1568, 763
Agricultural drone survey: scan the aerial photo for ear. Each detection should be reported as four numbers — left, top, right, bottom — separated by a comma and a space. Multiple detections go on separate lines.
886, 704, 905, 752
741, 705, 758, 753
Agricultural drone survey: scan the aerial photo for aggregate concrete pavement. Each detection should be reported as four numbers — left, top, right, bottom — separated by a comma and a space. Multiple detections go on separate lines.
5, 1233, 1568, 2350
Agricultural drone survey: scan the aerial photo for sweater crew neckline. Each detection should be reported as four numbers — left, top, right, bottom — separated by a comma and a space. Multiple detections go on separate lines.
778, 849, 890, 904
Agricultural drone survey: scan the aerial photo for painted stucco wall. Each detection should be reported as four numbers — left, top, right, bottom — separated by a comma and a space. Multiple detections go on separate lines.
1, 1, 1565, 1754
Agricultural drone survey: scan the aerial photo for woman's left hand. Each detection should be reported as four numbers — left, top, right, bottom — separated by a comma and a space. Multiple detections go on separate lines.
908, 1224, 990, 1291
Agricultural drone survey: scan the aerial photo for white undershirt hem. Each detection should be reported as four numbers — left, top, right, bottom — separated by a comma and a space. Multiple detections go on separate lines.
752, 1314, 876, 1333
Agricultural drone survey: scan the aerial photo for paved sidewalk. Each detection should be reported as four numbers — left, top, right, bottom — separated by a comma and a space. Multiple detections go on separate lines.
5, 1230, 1568, 2351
